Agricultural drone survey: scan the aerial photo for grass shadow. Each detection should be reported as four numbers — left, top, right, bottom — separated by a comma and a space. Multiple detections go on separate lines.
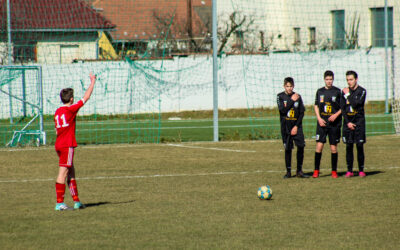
84, 200, 135, 208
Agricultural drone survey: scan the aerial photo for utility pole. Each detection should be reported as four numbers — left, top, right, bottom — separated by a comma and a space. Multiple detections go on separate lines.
212, 0, 218, 141
7, 0, 13, 123
187, 0, 193, 52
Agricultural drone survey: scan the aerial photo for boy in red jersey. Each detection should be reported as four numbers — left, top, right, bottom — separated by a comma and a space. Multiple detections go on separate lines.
54, 73, 96, 211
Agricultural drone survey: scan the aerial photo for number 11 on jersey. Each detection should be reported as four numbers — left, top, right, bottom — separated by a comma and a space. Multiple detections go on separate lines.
55, 114, 69, 128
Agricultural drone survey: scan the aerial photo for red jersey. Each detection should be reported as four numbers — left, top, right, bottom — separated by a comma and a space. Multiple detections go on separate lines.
54, 99, 85, 149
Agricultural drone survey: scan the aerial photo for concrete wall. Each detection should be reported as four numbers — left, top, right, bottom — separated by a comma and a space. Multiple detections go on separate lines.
0, 48, 398, 119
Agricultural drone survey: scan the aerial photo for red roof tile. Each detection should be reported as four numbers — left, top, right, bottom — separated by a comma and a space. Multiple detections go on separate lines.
0, 0, 115, 31
88, 0, 211, 41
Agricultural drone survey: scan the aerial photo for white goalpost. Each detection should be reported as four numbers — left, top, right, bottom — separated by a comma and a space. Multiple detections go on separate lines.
0, 66, 46, 146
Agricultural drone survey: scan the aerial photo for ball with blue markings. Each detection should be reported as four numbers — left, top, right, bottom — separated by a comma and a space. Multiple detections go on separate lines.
258, 185, 273, 200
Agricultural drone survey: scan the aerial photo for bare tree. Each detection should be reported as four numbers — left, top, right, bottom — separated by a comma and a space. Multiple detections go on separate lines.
152, 9, 257, 55
152, 7, 211, 55
152, 9, 180, 55
217, 11, 256, 54
346, 12, 360, 49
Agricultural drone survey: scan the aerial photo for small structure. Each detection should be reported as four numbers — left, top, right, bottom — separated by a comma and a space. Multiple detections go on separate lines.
0, 0, 115, 64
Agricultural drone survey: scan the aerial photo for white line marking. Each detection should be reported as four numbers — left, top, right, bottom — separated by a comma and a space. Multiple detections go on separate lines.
1, 135, 400, 152
165, 143, 257, 153
0, 167, 399, 184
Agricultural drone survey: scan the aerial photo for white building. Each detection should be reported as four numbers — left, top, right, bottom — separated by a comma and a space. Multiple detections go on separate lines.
218, 0, 399, 52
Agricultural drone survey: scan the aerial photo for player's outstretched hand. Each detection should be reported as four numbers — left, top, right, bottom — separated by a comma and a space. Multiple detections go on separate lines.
342, 87, 349, 95
89, 72, 96, 83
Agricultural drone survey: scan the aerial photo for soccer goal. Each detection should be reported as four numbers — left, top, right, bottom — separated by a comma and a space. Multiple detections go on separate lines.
0, 66, 45, 147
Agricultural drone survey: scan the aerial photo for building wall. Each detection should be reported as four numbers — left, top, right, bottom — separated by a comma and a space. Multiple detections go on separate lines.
217, 0, 399, 52
283, 0, 400, 51
0, 42, 9, 64
98, 31, 118, 60
36, 41, 98, 64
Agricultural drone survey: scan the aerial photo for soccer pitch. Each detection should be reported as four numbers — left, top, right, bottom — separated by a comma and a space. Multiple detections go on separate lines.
36, 113, 394, 144
1, 135, 399, 249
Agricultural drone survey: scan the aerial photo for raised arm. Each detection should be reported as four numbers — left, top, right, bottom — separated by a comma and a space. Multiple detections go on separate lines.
82, 73, 96, 103
277, 94, 294, 115
347, 89, 366, 109
340, 91, 349, 124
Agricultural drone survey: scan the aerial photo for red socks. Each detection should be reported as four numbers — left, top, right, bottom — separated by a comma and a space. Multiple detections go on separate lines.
55, 183, 65, 203
68, 179, 80, 202
56, 180, 80, 203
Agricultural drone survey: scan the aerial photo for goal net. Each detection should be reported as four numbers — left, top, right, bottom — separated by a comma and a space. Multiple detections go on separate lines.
0, 66, 45, 146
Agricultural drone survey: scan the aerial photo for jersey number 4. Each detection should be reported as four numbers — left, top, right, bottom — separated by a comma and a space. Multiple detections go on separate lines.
55, 114, 69, 128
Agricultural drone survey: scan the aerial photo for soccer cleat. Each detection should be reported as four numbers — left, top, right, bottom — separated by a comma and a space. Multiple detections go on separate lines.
359, 171, 366, 178
345, 172, 354, 178
55, 203, 73, 211
331, 171, 338, 178
312, 170, 319, 178
283, 172, 291, 179
296, 171, 310, 178
74, 202, 86, 209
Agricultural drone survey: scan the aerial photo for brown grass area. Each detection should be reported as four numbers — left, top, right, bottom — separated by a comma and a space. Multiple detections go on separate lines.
0, 135, 399, 249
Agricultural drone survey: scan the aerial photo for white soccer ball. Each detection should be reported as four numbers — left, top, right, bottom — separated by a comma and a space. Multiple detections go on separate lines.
257, 185, 273, 200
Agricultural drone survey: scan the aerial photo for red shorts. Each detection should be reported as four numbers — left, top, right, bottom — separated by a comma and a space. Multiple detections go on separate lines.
56, 147, 74, 168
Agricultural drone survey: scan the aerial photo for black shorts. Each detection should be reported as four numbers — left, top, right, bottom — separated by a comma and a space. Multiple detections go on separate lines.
342, 125, 366, 144
315, 124, 341, 145
281, 127, 305, 150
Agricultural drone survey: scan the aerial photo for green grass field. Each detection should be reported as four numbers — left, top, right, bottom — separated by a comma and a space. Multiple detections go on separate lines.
1, 135, 399, 249
0, 113, 395, 146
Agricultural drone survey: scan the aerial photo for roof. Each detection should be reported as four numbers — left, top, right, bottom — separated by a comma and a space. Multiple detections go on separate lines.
87, 0, 211, 41
0, 0, 115, 31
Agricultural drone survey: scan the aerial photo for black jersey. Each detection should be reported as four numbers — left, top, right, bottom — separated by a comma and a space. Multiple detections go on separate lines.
314, 86, 342, 127
340, 85, 366, 126
277, 91, 305, 131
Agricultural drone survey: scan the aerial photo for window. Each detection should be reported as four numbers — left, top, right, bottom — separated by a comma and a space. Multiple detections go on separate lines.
309, 27, 316, 44
234, 30, 244, 48
371, 7, 393, 47
308, 27, 316, 51
13, 42, 37, 63
60, 45, 79, 64
293, 27, 300, 45
332, 10, 345, 49
259, 31, 265, 51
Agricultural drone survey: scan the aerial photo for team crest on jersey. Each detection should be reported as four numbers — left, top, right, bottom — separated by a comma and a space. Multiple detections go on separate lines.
320, 95, 324, 102
287, 109, 295, 118
284, 101, 287, 107
294, 102, 299, 108
324, 104, 332, 113
332, 96, 336, 102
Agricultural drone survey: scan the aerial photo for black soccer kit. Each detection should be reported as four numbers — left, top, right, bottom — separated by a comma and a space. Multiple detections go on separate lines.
340, 85, 367, 172
340, 85, 366, 144
314, 86, 342, 145
277, 92, 305, 149
277, 91, 306, 174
